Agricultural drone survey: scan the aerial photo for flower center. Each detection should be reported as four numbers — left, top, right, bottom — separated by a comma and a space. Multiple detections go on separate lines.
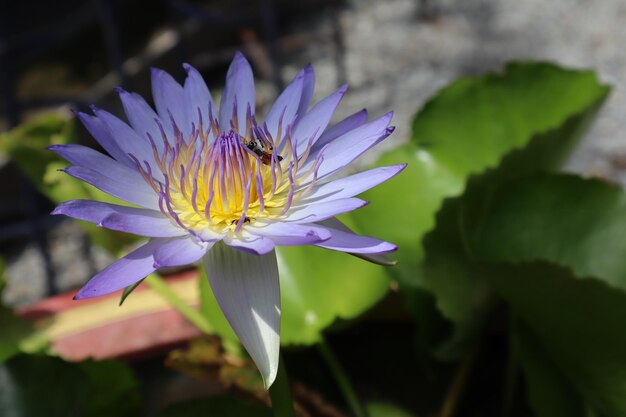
132, 115, 320, 237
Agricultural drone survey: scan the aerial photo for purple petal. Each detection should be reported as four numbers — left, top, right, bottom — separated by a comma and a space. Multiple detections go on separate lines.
219, 52, 255, 133
313, 109, 368, 153
116, 88, 165, 152
92, 108, 161, 174
76, 112, 131, 166
63, 166, 159, 209
223, 231, 275, 255
52, 200, 183, 237
316, 222, 397, 254
74, 239, 163, 299
183, 63, 216, 141
317, 218, 397, 266
49, 144, 159, 209
151, 67, 188, 139
299, 164, 406, 205
293, 84, 348, 155
202, 243, 280, 388
283, 198, 367, 223
247, 221, 331, 246
153, 236, 212, 268
314, 112, 394, 179
49, 144, 145, 183
264, 69, 304, 141
297, 64, 315, 117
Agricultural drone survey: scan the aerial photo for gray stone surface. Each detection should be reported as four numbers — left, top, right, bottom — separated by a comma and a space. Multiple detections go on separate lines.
284, 0, 626, 177
2, 221, 113, 306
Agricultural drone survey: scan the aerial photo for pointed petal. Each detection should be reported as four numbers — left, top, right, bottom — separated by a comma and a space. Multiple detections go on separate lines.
183, 63, 216, 140
317, 218, 397, 266
51, 200, 184, 237
75, 111, 131, 166
264, 70, 304, 140
153, 236, 212, 268
247, 221, 331, 246
293, 84, 347, 154
75, 239, 163, 299
283, 198, 367, 223
48, 143, 145, 184
92, 108, 161, 172
151, 67, 188, 139
51, 143, 158, 209
116, 88, 164, 152
298, 164, 406, 205
62, 166, 159, 209
219, 52, 255, 133
202, 242, 281, 388
297, 64, 315, 117
315, 112, 394, 179
313, 109, 368, 153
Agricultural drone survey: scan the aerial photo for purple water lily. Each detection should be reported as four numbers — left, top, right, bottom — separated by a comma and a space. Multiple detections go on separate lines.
51, 52, 403, 388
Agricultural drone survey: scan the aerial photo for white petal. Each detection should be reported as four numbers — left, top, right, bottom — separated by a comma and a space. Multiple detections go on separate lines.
202, 242, 281, 388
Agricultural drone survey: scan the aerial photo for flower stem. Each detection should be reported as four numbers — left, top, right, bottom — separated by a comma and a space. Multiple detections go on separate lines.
269, 355, 297, 417
144, 273, 214, 334
318, 336, 368, 417
437, 346, 477, 417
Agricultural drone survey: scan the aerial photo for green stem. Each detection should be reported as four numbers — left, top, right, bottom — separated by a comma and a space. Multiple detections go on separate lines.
318, 336, 368, 417
144, 273, 214, 334
269, 355, 297, 417
438, 346, 477, 417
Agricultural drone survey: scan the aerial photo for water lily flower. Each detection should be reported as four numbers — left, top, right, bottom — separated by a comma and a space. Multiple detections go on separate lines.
50, 52, 403, 388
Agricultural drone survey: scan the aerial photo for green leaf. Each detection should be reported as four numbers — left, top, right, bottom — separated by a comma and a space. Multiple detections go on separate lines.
157, 396, 271, 417
119, 280, 144, 306
0, 354, 89, 417
457, 174, 626, 416
78, 360, 142, 417
354, 62, 610, 285
487, 262, 626, 417
416, 194, 495, 357
199, 246, 390, 346
0, 308, 48, 363
514, 319, 586, 417
415, 121, 600, 356
393, 63, 609, 356
0, 354, 141, 417
277, 245, 390, 345
0, 113, 140, 253
464, 173, 626, 291
0, 113, 74, 188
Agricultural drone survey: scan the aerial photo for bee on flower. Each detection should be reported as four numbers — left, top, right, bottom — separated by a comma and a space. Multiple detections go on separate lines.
50, 52, 404, 388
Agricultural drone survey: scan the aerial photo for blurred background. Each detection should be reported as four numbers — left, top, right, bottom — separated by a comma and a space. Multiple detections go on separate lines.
1, 1, 625, 416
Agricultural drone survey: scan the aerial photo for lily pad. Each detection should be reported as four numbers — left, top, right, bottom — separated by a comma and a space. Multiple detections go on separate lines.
200, 244, 391, 346
464, 173, 626, 291
354, 62, 610, 285
487, 262, 626, 417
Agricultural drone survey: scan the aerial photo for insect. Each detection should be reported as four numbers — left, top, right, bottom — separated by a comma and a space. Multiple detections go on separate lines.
244, 137, 283, 166
231, 217, 252, 225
